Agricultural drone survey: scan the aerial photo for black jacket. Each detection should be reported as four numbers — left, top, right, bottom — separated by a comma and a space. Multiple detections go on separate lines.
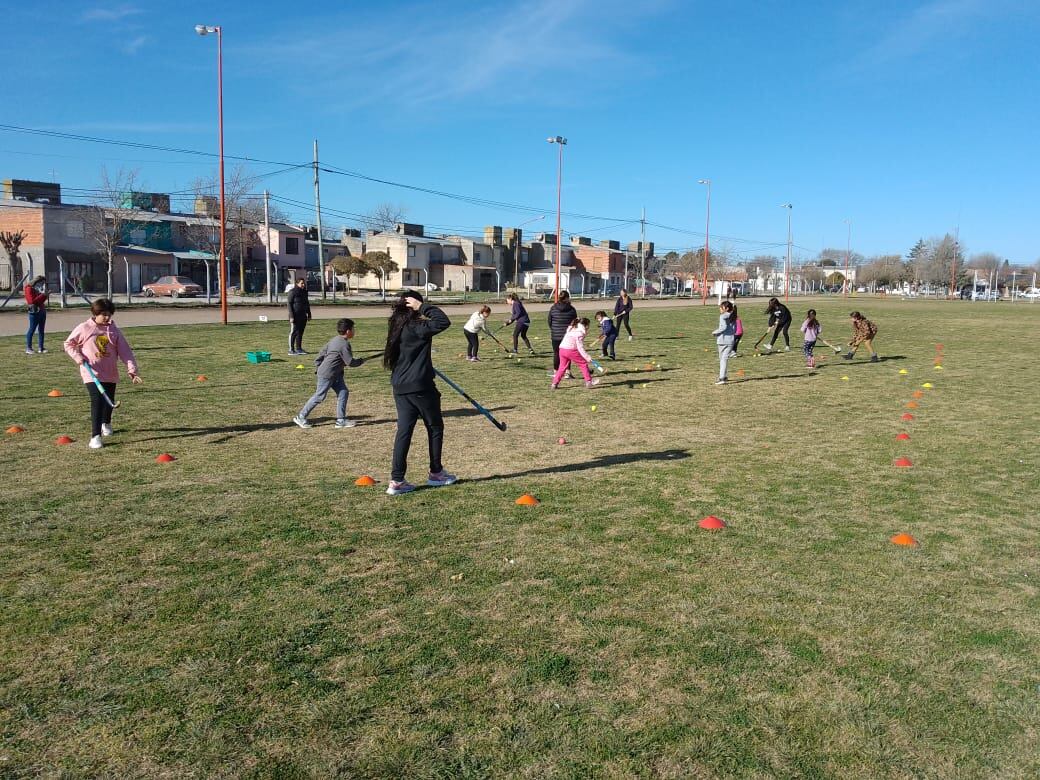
390, 303, 451, 395
547, 301, 577, 340
288, 286, 311, 319
614, 295, 633, 316
768, 302, 791, 327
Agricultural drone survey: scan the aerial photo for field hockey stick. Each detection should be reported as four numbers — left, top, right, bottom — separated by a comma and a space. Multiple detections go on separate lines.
433, 368, 507, 431
83, 363, 120, 408
817, 337, 843, 352
588, 358, 606, 374
752, 328, 773, 351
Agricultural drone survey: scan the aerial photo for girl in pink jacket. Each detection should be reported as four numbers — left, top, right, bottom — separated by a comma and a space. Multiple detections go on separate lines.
551, 317, 599, 389
63, 298, 142, 449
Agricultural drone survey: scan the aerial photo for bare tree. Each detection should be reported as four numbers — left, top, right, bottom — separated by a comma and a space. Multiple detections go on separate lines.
0, 230, 27, 288
82, 168, 142, 297
366, 203, 409, 234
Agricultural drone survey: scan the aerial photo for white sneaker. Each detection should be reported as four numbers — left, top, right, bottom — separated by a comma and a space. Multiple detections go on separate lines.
335, 418, 357, 428
88, 435, 104, 449
627, 335, 633, 341
101, 423, 113, 437
386, 480, 416, 495
427, 470, 458, 487
25, 348, 34, 355
784, 345, 790, 352
585, 378, 600, 388
714, 378, 728, 385
37, 348, 48, 354
834, 346, 842, 353
292, 415, 312, 429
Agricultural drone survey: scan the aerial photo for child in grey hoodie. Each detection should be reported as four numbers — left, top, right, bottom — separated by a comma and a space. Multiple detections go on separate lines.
711, 300, 736, 385
293, 318, 365, 428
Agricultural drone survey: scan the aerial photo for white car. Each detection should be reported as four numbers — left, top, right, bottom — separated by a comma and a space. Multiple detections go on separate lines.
1020, 288, 1040, 299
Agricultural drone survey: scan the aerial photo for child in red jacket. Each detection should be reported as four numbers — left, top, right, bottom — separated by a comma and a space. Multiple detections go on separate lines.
24, 275, 49, 354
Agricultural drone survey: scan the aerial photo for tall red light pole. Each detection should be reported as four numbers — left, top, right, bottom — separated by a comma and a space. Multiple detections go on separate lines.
698, 178, 711, 303
547, 136, 567, 302
843, 218, 851, 297
195, 24, 228, 324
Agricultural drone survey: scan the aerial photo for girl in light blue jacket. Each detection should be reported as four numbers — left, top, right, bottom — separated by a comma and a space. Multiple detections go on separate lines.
711, 300, 736, 385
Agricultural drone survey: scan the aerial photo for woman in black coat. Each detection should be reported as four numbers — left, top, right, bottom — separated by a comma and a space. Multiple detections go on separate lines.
547, 290, 578, 371
764, 297, 792, 351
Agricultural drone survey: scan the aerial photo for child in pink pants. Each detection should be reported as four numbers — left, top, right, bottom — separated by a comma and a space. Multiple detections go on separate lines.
551, 317, 599, 389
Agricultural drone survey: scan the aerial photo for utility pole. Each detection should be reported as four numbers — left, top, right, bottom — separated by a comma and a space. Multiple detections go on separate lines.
238, 206, 245, 295
950, 226, 960, 298
843, 219, 851, 297
639, 206, 646, 298
313, 139, 327, 301
263, 190, 273, 303
781, 203, 793, 302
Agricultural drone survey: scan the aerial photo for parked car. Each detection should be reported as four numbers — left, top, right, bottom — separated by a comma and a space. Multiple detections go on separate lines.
143, 276, 203, 298
1020, 288, 1040, 299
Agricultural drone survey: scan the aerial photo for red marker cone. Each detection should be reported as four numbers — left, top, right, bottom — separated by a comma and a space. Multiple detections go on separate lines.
196, 375, 208, 382
895, 432, 910, 441
901, 413, 914, 421
890, 533, 918, 546
699, 515, 727, 530
48, 389, 64, 397
155, 453, 176, 463
55, 435, 74, 445
354, 475, 376, 486
515, 494, 539, 506
894, 457, 913, 467
6, 425, 25, 434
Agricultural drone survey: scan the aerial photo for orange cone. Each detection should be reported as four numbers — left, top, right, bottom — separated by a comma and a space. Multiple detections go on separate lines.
698, 515, 727, 530
515, 494, 539, 506
901, 413, 914, 421
155, 453, 176, 463
894, 457, 913, 467
354, 475, 376, 486
890, 533, 918, 546
906, 401, 919, 409
196, 375, 208, 382
736, 369, 745, 377
912, 390, 924, 399
895, 432, 910, 441
6, 425, 25, 434
47, 389, 64, 397
55, 435, 74, 445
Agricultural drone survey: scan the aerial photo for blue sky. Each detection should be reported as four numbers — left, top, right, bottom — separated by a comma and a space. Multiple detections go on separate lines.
5, 0, 1039, 264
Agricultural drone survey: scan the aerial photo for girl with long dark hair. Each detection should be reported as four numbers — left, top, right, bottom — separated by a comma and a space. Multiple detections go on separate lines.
383, 291, 456, 495
763, 297, 792, 351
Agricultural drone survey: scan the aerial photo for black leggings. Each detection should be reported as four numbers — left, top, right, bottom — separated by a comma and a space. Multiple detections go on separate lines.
86, 381, 116, 437
464, 329, 480, 358
391, 389, 444, 482
732, 334, 742, 354
617, 312, 632, 336
512, 323, 532, 351
552, 338, 563, 370
769, 318, 791, 347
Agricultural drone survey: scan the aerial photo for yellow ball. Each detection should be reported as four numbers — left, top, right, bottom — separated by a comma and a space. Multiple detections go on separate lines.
590, 405, 597, 412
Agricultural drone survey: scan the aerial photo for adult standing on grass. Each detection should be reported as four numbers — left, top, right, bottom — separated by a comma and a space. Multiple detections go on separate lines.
548, 290, 578, 375
62, 298, 142, 450
23, 275, 49, 354
763, 297, 792, 352
843, 311, 880, 362
712, 300, 736, 385
504, 292, 534, 354
383, 291, 457, 495
614, 288, 634, 340
287, 278, 311, 355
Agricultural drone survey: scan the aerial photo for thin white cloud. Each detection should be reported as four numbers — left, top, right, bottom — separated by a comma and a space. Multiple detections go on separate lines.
122, 34, 148, 55
81, 5, 143, 23
239, 0, 670, 109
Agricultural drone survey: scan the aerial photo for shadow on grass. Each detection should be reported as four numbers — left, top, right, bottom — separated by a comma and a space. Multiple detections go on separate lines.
733, 371, 822, 383
359, 406, 517, 427
461, 448, 690, 484
614, 377, 672, 389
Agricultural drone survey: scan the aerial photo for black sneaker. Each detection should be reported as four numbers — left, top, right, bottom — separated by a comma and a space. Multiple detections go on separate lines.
842, 353, 853, 360
870, 354, 879, 363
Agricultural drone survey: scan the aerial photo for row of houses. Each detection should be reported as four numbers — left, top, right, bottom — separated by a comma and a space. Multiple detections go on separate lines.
0, 178, 665, 297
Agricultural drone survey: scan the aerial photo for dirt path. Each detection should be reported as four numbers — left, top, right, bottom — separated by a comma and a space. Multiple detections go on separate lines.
0, 296, 724, 337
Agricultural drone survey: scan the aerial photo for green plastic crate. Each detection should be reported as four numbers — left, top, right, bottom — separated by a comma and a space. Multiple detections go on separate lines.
246, 350, 271, 364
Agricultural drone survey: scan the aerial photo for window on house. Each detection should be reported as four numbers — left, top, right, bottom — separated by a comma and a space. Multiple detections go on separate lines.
130, 228, 146, 244
408, 246, 415, 257
65, 220, 84, 238
475, 250, 481, 263
285, 237, 299, 254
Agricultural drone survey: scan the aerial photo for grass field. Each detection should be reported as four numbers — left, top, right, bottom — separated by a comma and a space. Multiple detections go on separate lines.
2, 298, 1038, 778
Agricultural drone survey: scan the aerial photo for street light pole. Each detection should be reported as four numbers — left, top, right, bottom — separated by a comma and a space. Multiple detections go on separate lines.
547, 136, 567, 302
195, 23, 228, 324
781, 203, 792, 302
843, 218, 851, 298
698, 179, 711, 304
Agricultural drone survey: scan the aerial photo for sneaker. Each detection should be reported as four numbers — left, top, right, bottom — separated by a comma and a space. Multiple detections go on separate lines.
714, 378, 727, 385
565, 372, 575, 380
784, 345, 790, 352
292, 415, 312, 429
386, 480, 416, 495
550, 383, 559, 390
471, 356, 481, 362
585, 379, 600, 388
427, 470, 458, 487
870, 354, 880, 363
547, 371, 556, 378
297, 350, 309, 355
761, 344, 772, 351
288, 350, 299, 356
334, 418, 357, 428
25, 348, 34, 355
842, 353, 854, 360
101, 423, 113, 437
627, 335, 633, 341
528, 349, 536, 355
37, 348, 48, 354
88, 435, 103, 449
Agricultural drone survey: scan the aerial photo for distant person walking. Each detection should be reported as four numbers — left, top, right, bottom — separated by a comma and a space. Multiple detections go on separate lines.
287, 278, 311, 355
504, 293, 534, 354
614, 289, 634, 340
24, 275, 49, 354
547, 290, 578, 374
843, 311, 880, 362
763, 297, 792, 351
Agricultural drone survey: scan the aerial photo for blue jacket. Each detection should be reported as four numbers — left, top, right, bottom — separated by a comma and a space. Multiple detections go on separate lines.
507, 299, 530, 326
